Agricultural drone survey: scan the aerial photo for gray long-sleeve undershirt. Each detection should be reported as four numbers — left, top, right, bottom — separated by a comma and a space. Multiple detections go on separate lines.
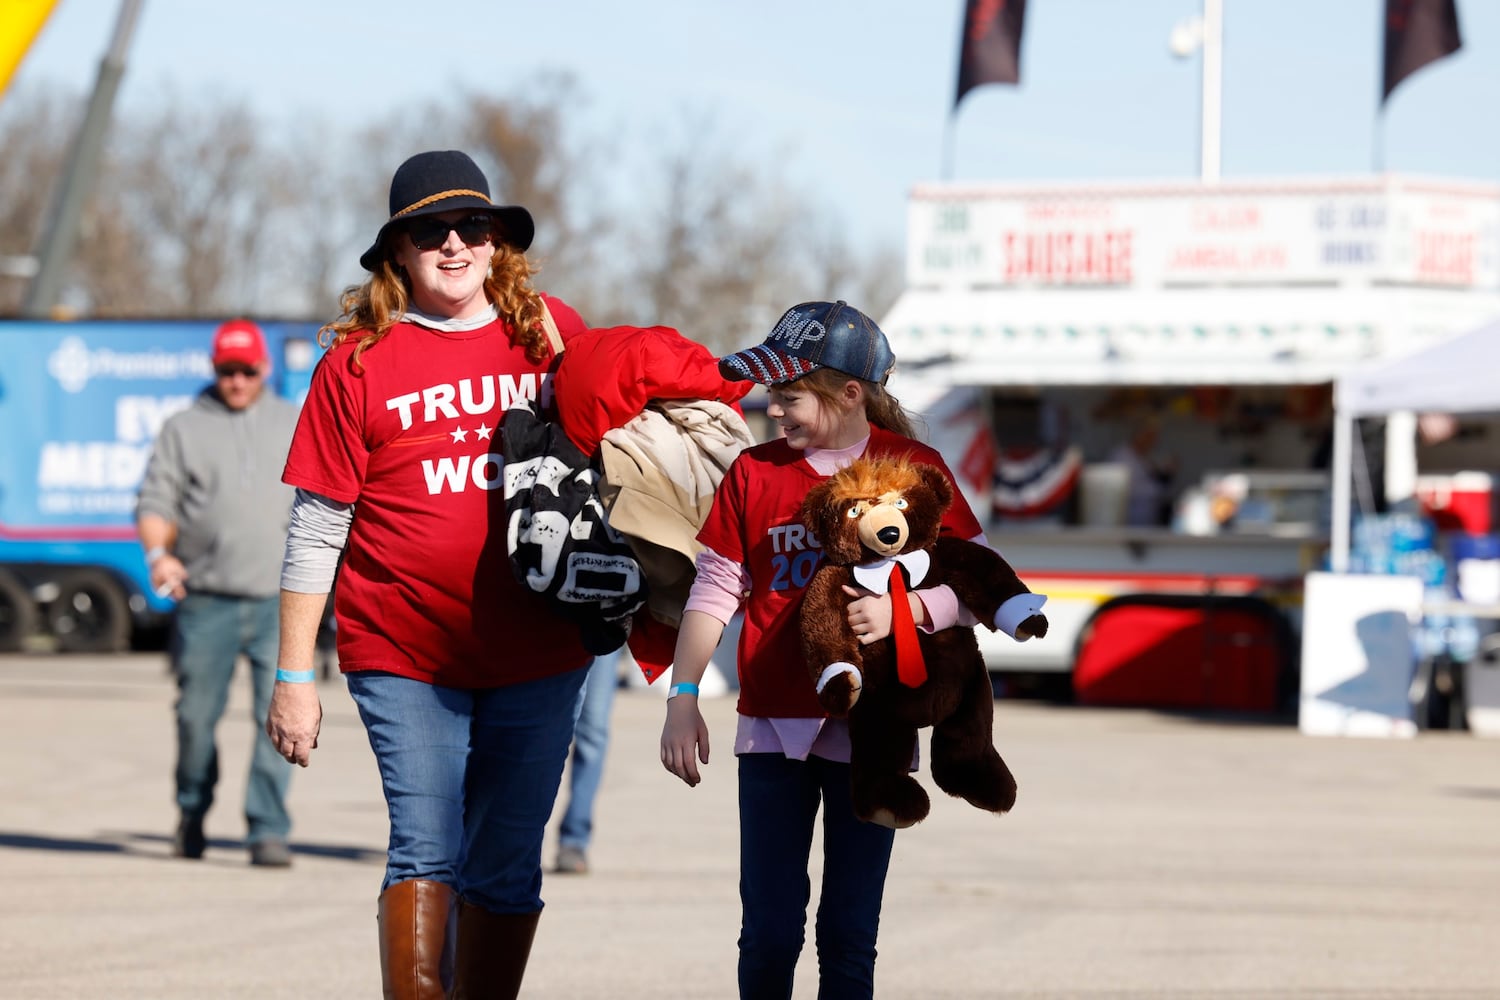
278, 307, 498, 593
280, 488, 352, 593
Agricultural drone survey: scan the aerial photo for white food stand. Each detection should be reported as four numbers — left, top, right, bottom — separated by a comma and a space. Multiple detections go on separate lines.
880, 174, 1500, 693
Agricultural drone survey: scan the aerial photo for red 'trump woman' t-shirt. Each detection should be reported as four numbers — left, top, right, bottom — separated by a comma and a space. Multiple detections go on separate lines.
282, 296, 592, 688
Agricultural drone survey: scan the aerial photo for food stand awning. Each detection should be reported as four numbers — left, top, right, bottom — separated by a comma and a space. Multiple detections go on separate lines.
880, 285, 1454, 386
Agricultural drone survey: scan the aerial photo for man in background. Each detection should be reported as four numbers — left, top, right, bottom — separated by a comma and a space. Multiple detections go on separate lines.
1112, 419, 1177, 527
553, 648, 623, 874
136, 319, 301, 867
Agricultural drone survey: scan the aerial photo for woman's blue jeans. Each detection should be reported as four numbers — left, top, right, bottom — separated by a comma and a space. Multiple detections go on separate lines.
346, 665, 588, 913
558, 649, 621, 853
737, 753, 896, 1000
172, 592, 289, 844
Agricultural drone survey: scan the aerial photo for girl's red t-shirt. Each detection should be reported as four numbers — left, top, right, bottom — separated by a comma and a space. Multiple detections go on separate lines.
696, 424, 984, 718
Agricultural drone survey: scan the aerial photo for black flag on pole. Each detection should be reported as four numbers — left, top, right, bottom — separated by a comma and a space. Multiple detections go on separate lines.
955, 0, 1028, 109
1382, 0, 1461, 103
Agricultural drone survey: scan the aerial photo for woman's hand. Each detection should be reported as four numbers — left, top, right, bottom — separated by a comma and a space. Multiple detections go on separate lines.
660, 698, 710, 787
266, 681, 322, 767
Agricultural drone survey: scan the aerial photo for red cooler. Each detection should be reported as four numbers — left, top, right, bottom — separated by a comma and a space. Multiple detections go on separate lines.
1416, 472, 1497, 534
1072, 595, 1294, 713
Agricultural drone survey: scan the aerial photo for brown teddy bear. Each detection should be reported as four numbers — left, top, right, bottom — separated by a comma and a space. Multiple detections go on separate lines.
799, 456, 1048, 829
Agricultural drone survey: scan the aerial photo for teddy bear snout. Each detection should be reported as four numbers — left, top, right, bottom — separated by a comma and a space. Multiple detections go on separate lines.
857, 506, 909, 555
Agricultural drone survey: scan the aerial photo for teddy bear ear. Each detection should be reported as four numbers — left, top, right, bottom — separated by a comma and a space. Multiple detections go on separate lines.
920, 463, 953, 511
800, 480, 836, 532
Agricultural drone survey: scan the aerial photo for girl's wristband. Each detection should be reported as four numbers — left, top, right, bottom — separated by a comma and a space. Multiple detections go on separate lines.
667, 682, 700, 700
275, 668, 317, 684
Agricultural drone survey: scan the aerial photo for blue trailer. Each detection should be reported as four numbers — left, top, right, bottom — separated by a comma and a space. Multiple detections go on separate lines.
0, 319, 322, 651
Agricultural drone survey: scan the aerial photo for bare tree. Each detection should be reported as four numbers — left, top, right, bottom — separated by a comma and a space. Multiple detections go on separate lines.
0, 88, 78, 313
451, 74, 616, 321
79, 189, 162, 314
796, 219, 905, 322
263, 76, 616, 322
106, 96, 289, 315
2, 86, 302, 318
596, 111, 905, 354
0, 79, 902, 334
251, 116, 390, 320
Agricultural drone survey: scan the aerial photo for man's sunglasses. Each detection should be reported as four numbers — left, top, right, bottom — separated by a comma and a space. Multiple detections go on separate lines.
402, 213, 496, 252
215, 364, 261, 379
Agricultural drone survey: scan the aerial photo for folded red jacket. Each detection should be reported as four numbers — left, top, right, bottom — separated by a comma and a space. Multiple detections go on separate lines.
552, 325, 751, 458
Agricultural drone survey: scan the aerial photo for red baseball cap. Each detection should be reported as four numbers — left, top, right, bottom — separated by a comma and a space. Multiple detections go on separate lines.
212, 319, 268, 368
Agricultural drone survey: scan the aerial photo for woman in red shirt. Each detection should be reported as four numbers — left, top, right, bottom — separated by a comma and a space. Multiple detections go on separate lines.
266, 150, 591, 999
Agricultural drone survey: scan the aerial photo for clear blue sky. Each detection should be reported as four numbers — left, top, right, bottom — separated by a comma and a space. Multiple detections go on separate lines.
12, 0, 1500, 254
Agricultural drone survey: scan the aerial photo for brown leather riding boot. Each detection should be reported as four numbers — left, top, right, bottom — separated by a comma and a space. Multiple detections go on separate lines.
378, 878, 455, 1000
448, 901, 540, 1000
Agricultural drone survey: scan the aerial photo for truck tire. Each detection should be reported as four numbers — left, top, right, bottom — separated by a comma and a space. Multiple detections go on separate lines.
46, 569, 131, 653
0, 570, 38, 652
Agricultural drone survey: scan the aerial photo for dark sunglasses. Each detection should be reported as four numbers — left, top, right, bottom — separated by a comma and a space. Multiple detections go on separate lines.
214, 364, 261, 379
402, 213, 496, 252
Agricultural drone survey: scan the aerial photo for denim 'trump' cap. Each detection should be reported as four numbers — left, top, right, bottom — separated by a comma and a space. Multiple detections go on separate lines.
718, 300, 897, 386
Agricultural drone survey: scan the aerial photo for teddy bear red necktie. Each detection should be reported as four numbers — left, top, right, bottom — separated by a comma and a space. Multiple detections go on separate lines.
887, 563, 928, 687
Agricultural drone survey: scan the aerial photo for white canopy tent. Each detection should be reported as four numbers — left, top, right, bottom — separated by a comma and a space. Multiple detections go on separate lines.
1329, 319, 1500, 571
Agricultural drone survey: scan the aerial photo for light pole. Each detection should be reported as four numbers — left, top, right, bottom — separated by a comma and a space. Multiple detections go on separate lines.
1170, 0, 1223, 184
22, 0, 145, 317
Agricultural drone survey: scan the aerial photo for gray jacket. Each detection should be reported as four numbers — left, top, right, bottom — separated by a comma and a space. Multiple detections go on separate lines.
136, 387, 299, 598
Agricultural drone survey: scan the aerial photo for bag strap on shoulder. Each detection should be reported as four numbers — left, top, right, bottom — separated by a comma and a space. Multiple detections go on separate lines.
538, 298, 564, 356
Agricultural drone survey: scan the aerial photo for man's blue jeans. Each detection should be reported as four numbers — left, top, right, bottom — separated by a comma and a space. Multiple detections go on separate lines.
172, 592, 290, 844
558, 649, 621, 853
346, 664, 588, 913
737, 753, 895, 1000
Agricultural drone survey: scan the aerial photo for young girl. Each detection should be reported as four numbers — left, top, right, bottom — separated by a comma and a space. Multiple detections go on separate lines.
660, 300, 1003, 999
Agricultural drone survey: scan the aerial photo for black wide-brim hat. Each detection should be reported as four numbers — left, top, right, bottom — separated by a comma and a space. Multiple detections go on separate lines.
359, 149, 535, 271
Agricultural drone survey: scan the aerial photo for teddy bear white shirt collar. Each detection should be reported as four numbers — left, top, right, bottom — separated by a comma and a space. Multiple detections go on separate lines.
851, 550, 931, 594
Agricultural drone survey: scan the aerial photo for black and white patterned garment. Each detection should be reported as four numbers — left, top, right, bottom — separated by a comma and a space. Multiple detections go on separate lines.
501, 401, 646, 654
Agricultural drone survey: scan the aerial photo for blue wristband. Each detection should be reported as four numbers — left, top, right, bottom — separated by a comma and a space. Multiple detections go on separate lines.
275, 668, 316, 684
667, 682, 700, 699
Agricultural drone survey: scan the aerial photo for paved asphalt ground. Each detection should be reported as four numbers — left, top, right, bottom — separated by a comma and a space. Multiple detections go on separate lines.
1, 653, 1497, 999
